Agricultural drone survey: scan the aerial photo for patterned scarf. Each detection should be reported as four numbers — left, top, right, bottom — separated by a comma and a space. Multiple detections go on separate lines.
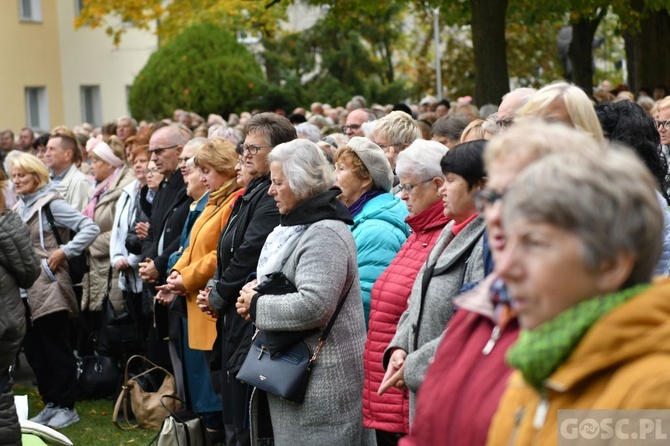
83, 167, 122, 220
506, 284, 649, 392
256, 224, 308, 285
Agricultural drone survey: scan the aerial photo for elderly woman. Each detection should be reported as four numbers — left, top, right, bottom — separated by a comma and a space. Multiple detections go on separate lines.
487, 148, 670, 446
235, 139, 373, 446
110, 144, 150, 311
10, 153, 99, 429
381, 140, 488, 421
516, 81, 604, 144
0, 171, 39, 444
333, 137, 409, 324
81, 135, 135, 315
362, 140, 449, 445
164, 139, 240, 437
431, 114, 470, 149
402, 122, 605, 446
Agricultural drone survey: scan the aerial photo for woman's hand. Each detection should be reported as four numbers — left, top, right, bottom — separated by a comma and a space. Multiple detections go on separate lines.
235, 279, 258, 321
47, 248, 67, 272
378, 349, 407, 395
135, 221, 150, 239
139, 258, 159, 283
196, 287, 216, 317
154, 285, 175, 306
114, 258, 131, 272
166, 271, 187, 295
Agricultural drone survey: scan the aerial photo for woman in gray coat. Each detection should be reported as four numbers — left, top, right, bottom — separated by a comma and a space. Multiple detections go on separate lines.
0, 172, 40, 446
381, 141, 488, 422
236, 139, 374, 446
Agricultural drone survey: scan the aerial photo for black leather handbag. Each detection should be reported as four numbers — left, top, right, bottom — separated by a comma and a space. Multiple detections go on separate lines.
98, 268, 141, 356
237, 279, 353, 404
77, 354, 122, 400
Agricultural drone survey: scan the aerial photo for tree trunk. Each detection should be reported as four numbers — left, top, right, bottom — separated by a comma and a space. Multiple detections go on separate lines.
624, 5, 670, 93
568, 10, 605, 96
470, 0, 509, 105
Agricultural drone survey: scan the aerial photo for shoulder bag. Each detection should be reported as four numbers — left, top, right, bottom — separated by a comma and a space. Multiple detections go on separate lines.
112, 355, 180, 430
43, 203, 88, 285
149, 395, 210, 446
236, 279, 353, 404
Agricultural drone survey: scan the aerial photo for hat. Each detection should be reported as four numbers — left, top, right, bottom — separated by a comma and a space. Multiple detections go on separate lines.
346, 137, 393, 192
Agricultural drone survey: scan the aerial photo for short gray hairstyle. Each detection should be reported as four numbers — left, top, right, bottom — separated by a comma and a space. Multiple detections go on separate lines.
396, 139, 448, 181
295, 122, 321, 143
117, 116, 138, 127
268, 139, 335, 201
503, 146, 663, 286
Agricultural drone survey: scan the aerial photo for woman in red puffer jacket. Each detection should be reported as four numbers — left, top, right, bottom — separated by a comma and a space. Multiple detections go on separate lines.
362, 141, 450, 446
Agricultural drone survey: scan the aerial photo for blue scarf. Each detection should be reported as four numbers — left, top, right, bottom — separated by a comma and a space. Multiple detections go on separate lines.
348, 189, 384, 217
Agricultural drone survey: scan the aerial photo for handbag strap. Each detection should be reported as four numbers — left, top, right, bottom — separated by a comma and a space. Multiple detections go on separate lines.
112, 384, 139, 430
43, 202, 65, 246
309, 270, 355, 364
123, 354, 171, 384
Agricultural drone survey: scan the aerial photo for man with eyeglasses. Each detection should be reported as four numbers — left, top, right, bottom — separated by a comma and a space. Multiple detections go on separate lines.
201, 112, 294, 446
343, 108, 375, 139
654, 96, 670, 162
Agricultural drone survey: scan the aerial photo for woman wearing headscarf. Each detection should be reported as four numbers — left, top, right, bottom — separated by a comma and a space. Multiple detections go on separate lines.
333, 136, 409, 324
10, 153, 99, 429
81, 135, 135, 316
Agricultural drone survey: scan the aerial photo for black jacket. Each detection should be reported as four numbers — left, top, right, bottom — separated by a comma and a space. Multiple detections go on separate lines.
142, 169, 193, 282
125, 185, 151, 255
210, 175, 280, 372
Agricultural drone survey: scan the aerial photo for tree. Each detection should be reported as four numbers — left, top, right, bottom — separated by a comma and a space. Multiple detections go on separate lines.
128, 23, 263, 120
76, 0, 287, 45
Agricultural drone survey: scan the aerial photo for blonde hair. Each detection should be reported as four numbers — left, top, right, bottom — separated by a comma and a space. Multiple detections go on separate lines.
460, 119, 487, 142
484, 120, 605, 171
372, 111, 422, 147
517, 81, 604, 143
194, 137, 237, 177
8, 152, 51, 190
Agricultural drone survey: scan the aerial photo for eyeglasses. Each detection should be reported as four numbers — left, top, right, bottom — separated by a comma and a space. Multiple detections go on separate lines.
149, 144, 178, 156
144, 168, 159, 175
398, 179, 431, 193
474, 189, 505, 213
654, 119, 670, 131
241, 143, 273, 155
178, 156, 192, 163
341, 124, 362, 133
374, 142, 395, 152
496, 117, 514, 128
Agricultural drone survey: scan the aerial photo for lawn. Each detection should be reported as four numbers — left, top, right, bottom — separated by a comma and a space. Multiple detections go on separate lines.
16, 385, 158, 446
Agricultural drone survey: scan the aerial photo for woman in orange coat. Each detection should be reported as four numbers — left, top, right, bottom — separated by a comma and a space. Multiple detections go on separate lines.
164, 137, 240, 436
486, 148, 670, 446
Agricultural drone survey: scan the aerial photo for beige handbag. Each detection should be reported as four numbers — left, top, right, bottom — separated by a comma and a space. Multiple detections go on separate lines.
112, 355, 181, 430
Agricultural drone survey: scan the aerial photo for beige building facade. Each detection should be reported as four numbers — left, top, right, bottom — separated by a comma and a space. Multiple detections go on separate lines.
0, 0, 156, 136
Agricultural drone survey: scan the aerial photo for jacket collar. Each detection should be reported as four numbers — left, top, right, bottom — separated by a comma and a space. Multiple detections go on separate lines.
281, 188, 353, 226
406, 200, 451, 234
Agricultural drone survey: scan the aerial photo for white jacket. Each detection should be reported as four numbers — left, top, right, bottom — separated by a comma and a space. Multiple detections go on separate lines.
110, 179, 143, 293
56, 165, 91, 212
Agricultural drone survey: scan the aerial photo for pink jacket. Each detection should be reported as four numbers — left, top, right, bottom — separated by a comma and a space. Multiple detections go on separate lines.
362, 200, 450, 433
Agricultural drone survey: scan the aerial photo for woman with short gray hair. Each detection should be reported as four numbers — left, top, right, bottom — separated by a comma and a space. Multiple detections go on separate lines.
363, 139, 449, 444
488, 148, 670, 445
235, 140, 373, 446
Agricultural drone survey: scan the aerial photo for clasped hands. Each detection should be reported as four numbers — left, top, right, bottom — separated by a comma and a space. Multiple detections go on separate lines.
235, 279, 257, 322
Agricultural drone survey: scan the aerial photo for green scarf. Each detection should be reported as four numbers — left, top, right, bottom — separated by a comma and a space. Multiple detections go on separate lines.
506, 284, 649, 392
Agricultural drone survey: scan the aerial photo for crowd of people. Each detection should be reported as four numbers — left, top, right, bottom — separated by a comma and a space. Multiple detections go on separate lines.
2, 81, 670, 445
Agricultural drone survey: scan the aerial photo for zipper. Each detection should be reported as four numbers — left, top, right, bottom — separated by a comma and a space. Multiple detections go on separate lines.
482, 325, 502, 355
533, 396, 549, 429
507, 407, 524, 446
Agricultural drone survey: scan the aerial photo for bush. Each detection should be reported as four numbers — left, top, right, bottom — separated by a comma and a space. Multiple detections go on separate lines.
129, 23, 263, 121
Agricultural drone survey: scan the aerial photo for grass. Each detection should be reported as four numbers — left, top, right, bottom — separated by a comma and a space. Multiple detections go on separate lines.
16, 385, 158, 446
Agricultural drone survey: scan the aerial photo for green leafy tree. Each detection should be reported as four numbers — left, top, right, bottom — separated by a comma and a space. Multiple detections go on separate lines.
128, 23, 264, 120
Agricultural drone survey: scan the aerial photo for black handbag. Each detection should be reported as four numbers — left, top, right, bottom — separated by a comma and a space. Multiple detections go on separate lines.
44, 203, 89, 285
98, 268, 141, 356
237, 279, 353, 404
76, 353, 122, 400
252, 272, 317, 356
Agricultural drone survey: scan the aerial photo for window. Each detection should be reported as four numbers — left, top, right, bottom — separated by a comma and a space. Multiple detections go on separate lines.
19, 0, 42, 22
74, 0, 84, 17
81, 85, 102, 127
25, 87, 49, 132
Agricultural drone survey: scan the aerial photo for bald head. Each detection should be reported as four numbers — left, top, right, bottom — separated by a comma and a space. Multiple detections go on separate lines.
498, 88, 537, 121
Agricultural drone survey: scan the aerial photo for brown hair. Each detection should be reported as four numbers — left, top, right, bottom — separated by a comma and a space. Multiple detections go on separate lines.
333, 147, 371, 182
